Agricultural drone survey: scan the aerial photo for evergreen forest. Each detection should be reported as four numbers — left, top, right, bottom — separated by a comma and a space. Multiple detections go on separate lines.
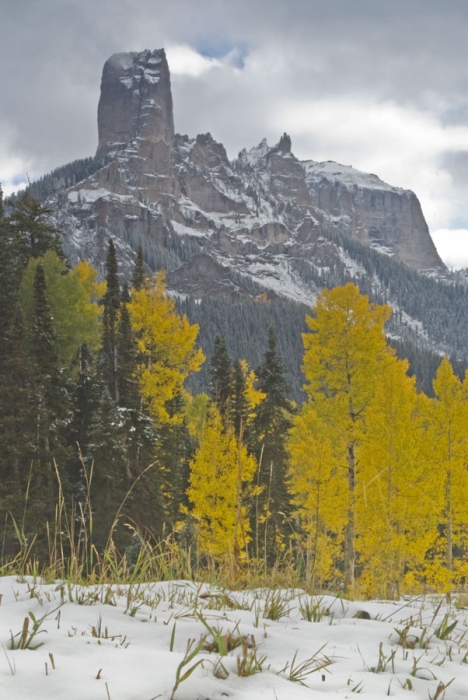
2, 185, 468, 598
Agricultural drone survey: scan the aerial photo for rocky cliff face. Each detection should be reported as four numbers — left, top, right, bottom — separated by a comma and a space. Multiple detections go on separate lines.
48, 49, 444, 298
97, 50, 174, 157
302, 161, 440, 269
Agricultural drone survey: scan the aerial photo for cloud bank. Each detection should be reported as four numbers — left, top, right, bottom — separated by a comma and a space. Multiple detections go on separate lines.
1, 0, 467, 266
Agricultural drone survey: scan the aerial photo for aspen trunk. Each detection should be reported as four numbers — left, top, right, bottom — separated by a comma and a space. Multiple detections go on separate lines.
344, 441, 357, 594
446, 470, 453, 571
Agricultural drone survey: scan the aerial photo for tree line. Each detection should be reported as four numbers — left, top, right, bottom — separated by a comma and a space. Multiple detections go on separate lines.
0, 188, 293, 574
1, 187, 468, 597
0, 187, 203, 558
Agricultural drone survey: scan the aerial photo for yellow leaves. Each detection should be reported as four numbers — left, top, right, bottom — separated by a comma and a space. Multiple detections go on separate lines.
288, 403, 347, 585
239, 359, 265, 413
355, 354, 439, 596
187, 407, 257, 560
183, 392, 210, 441
289, 404, 347, 526
359, 355, 429, 517
432, 357, 468, 462
428, 356, 468, 576
128, 271, 205, 423
299, 284, 394, 589
303, 283, 392, 409
20, 251, 102, 364
294, 284, 468, 594
74, 259, 106, 303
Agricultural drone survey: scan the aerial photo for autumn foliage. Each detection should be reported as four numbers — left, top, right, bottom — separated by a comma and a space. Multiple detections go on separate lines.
2, 189, 468, 597
289, 283, 468, 596
128, 271, 204, 423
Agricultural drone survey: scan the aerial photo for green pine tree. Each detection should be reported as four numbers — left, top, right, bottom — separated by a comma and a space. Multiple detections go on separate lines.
86, 388, 129, 553
7, 190, 64, 266
232, 359, 249, 440
132, 243, 146, 291
0, 187, 23, 364
0, 303, 36, 556
153, 393, 195, 534
209, 335, 233, 427
250, 328, 294, 564
117, 283, 139, 410
25, 264, 68, 554
66, 344, 102, 493
101, 239, 121, 402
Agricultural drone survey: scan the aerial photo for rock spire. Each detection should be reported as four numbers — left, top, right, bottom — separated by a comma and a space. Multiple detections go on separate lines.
97, 49, 174, 158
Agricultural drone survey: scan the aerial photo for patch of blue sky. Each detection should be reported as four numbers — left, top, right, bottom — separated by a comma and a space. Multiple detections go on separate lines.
10, 174, 28, 186
440, 104, 468, 126
450, 215, 468, 229
195, 39, 248, 69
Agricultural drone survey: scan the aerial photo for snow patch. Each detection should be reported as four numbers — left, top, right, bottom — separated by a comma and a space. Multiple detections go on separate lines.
119, 76, 133, 89
236, 138, 270, 168
68, 189, 135, 205
338, 247, 367, 277
303, 160, 404, 193
171, 219, 212, 239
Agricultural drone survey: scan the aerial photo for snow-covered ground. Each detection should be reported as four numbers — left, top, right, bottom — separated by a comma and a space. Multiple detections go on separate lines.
1, 577, 467, 699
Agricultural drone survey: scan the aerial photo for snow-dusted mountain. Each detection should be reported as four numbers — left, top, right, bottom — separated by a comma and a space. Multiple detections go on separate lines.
47, 49, 442, 283
34, 49, 468, 395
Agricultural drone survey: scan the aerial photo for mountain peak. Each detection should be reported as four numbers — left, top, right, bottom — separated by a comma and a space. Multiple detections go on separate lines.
276, 133, 292, 153
96, 48, 174, 158
48, 47, 444, 279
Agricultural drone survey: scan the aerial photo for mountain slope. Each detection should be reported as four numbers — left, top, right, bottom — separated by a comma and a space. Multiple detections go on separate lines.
24, 48, 467, 395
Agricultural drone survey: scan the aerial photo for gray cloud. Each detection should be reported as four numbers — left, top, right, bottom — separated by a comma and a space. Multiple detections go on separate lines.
441, 152, 468, 185
1, 0, 466, 164
1, 0, 467, 267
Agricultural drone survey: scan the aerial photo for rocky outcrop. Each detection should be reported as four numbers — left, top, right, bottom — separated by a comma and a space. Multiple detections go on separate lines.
303, 161, 442, 269
97, 49, 174, 157
94, 49, 175, 201
48, 48, 444, 298
277, 133, 292, 154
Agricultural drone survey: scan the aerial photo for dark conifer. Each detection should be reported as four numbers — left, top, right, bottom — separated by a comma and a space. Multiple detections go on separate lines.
151, 393, 194, 534
132, 243, 146, 291
25, 264, 68, 551
7, 190, 64, 265
232, 359, 248, 439
0, 187, 22, 363
101, 239, 121, 402
115, 280, 156, 505
31, 263, 59, 376
209, 335, 233, 426
87, 388, 128, 552
66, 344, 102, 491
0, 304, 36, 555
117, 283, 139, 409
250, 328, 294, 563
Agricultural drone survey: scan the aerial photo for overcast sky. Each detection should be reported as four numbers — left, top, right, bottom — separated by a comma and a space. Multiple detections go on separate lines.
1, 0, 467, 267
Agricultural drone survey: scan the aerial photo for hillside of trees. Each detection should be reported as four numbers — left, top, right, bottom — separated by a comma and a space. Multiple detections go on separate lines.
15, 157, 468, 399
2, 186, 468, 597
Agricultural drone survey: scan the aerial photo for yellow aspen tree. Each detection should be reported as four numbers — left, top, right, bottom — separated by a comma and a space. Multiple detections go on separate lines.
20, 251, 104, 364
357, 355, 437, 598
428, 357, 468, 589
240, 358, 266, 417
186, 407, 257, 564
232, 359, 265, 563
183, 392, 210, 442
288, 403, 347, 587
302, 283, 392, 593
128, 272, 205, 423
232, 358, 265, 441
